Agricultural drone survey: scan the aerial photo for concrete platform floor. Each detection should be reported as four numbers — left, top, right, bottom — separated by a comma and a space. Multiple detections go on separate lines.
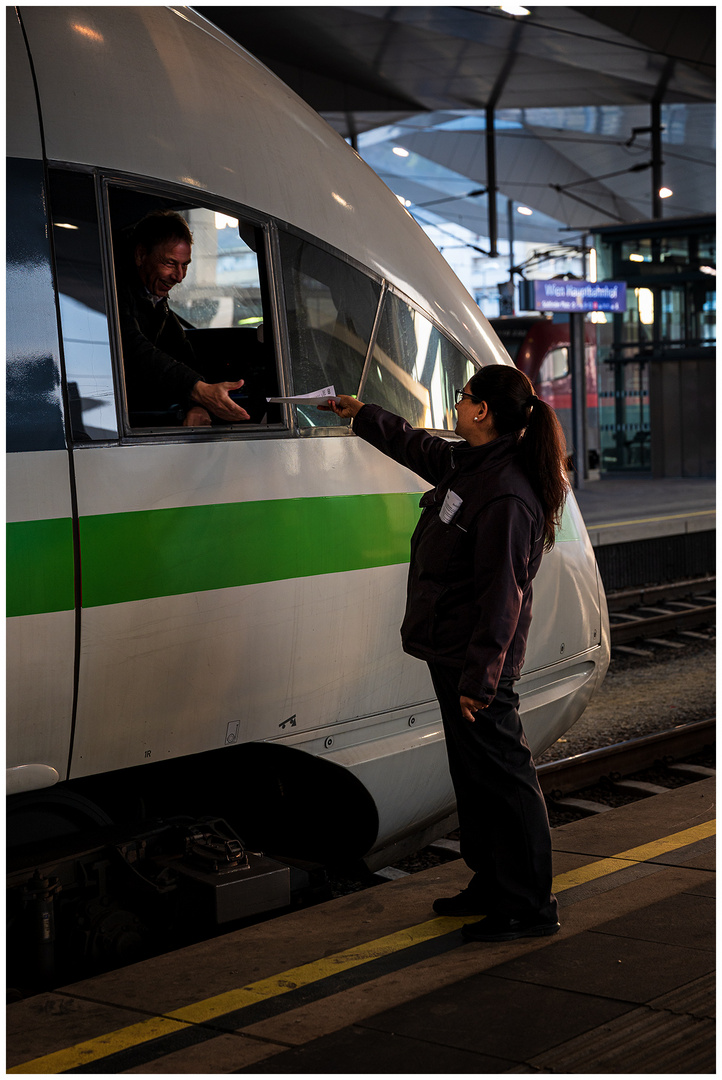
573, 474, 715, 547
7, 779, 715, 1074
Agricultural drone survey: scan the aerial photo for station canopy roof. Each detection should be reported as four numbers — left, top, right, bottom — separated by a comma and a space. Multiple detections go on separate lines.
199, 6, 716, 244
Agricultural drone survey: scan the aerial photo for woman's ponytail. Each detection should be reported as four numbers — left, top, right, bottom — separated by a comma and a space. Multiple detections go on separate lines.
518, 395, 568, 550
467, 365, 569, 550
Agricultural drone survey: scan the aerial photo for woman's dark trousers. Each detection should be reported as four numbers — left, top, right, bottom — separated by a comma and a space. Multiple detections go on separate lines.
429, 663, 557, 922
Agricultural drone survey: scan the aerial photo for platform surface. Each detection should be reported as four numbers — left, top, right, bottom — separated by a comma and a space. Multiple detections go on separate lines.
7, 778, 715, 1074
574, 474, 715, 546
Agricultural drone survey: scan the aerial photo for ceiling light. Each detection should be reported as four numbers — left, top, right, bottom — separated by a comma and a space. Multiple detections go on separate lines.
392, 146, 410, 158
500, 3, 530, 14
517, 206, 533, 216
629, 253, 645, 262
659, 187, 673, 199
55, 222, 79, 230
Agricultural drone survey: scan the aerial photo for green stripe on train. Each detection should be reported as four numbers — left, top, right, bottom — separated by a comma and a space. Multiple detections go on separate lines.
7, 493, 423, 616
7, 517, 76, 616
81, 491, 423, 607
7, 492, 579, 617
9, 492, 423, 617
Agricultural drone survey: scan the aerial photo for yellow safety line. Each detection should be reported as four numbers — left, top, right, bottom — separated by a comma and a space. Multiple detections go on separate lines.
552, 819, 716, 892
9, 818, 715, 1074
592, 508, 714, 531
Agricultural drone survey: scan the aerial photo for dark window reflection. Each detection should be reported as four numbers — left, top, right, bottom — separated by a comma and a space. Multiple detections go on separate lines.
48, 169, 117, 441
279, 232, 381, 428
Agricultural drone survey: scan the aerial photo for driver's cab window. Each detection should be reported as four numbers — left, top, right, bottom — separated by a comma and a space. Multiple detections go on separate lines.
539, 346, 569, 384
109, 187, 279, 431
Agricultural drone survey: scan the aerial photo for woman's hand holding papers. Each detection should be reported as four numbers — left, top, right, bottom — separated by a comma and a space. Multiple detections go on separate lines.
318, 395, 364, 420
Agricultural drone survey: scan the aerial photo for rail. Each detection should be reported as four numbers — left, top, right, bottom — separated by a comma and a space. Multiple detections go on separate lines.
608, 577, 715, 647
537, 718, 715, 798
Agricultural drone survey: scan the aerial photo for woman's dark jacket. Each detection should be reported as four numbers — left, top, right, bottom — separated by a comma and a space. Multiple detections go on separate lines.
353, 404, 546, 705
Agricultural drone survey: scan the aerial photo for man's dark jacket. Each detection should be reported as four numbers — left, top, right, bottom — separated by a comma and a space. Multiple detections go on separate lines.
118, 277, 203, 416
353, 403, 546, 704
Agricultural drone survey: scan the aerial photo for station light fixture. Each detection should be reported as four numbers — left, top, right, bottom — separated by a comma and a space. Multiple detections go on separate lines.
517, 205, 533, 215
392, 146, 410, 158
636, 287, 654, 325
499, 3, 530, 15
629, 253, 645, 262
659, 186, 674, 199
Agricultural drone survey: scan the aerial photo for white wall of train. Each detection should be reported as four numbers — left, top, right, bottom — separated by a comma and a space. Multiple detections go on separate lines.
7, 6, 609, 870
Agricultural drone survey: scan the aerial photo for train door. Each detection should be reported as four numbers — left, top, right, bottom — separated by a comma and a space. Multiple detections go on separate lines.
6, 12, 78, 794
43, 170, 289, 780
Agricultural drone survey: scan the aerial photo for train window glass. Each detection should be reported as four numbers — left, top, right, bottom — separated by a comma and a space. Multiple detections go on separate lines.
362, 291, 475, 430
165, 208, 279, 424
278, 232, 381, 429
539, 347, 569, 383
48, 169, 118, 441
108, 189, 279, 429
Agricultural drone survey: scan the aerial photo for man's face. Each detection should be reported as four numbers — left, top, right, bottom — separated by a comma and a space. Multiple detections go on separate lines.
135, 238, 191, 299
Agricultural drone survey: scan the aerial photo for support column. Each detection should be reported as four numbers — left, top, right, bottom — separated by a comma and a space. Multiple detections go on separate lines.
651, 100, 663, 219
569, 311, 587, 490
486, 104, 498, 257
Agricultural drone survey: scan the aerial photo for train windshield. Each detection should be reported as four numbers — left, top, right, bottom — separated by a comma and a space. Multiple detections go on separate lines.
361, 291, 476, 431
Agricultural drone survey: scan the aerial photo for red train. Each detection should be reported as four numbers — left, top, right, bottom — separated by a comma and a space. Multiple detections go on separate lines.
490, 315, 600, 474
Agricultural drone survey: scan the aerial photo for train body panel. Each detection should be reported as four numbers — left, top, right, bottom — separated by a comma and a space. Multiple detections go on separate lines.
16, 5, 507, 372
7, 7, 609, 875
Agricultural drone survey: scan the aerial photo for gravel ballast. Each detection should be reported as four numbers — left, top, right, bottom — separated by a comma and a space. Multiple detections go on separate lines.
536, 639, 715, 764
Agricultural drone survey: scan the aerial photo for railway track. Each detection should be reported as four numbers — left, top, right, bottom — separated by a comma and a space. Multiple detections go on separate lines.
608, 576, 715, 654
538, 717, 715, 820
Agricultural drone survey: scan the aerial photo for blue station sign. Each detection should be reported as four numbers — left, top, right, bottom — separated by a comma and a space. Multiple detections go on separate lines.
529, 279, 627, 313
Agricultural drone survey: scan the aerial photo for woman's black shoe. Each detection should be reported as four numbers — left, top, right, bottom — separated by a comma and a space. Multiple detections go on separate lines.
432, 888, 487, 917
461, 913, 560, 941
461, 915, 556, 941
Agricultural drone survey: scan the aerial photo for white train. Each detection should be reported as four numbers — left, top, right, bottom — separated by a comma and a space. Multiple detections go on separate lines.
7, 6, 609, 961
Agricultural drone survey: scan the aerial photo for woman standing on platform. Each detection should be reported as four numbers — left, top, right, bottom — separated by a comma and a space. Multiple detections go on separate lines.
321, 365, 569, 941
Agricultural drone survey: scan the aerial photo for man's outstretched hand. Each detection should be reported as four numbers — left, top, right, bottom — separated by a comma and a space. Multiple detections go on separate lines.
191, 379, 250, 422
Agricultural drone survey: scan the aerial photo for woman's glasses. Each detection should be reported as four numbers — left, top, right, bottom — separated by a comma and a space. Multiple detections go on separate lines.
455, 389, 480, 404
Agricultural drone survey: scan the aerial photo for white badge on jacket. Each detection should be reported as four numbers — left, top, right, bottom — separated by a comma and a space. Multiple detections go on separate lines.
439, 489, 463, 524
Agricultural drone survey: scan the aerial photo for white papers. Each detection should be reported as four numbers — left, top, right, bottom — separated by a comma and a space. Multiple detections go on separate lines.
439, 489, 463, 524
266, 385, 338, 405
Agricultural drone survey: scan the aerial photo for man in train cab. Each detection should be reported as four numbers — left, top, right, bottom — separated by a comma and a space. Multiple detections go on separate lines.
117, 210, 251, 427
